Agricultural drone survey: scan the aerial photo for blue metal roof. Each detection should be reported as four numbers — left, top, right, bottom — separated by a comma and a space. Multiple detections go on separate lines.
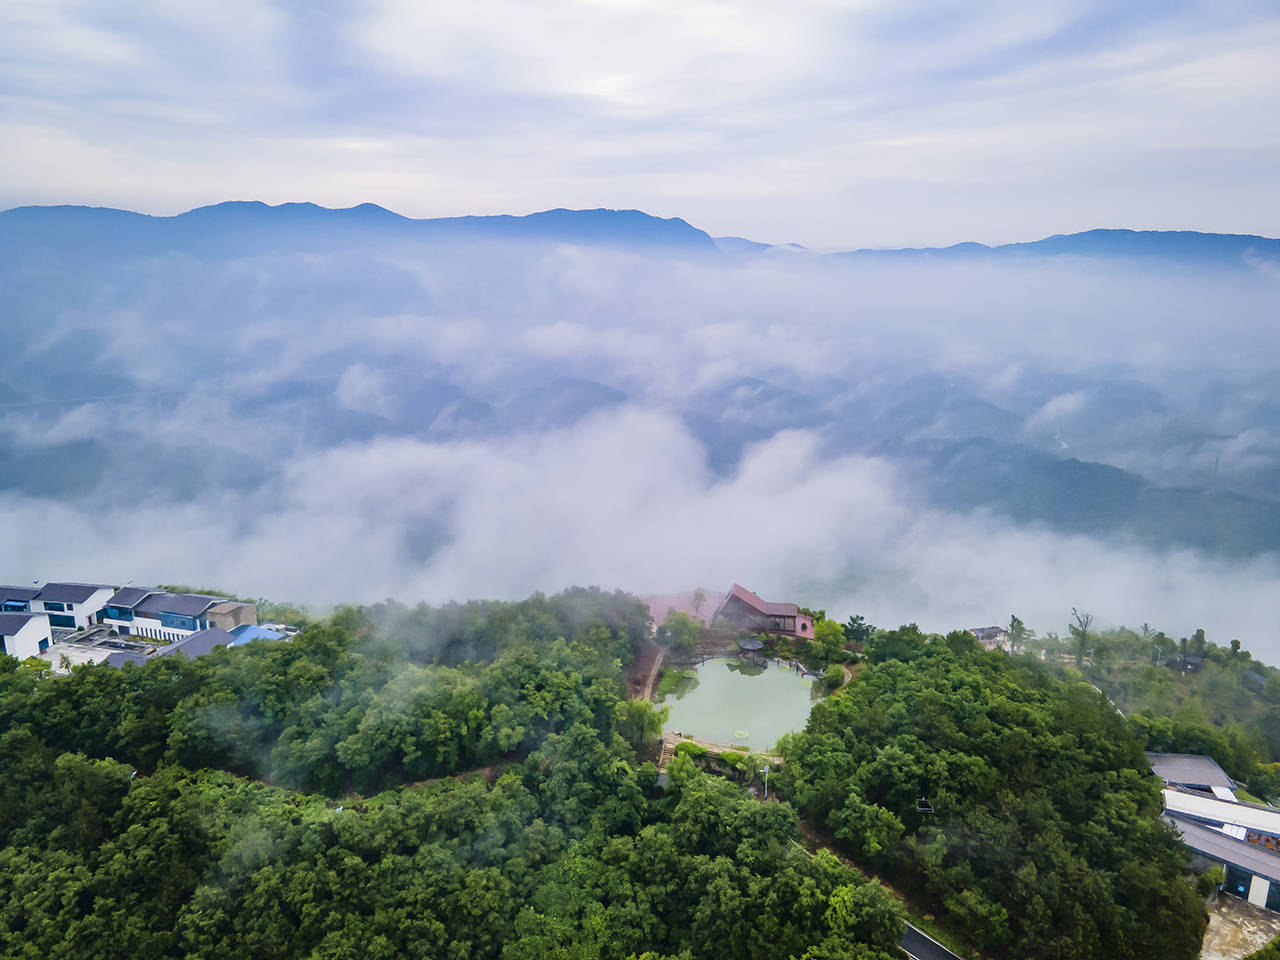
227, 625, 284, 646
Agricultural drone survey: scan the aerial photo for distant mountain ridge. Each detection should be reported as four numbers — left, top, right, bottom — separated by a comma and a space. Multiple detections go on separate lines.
0, 201, 718, 256
836, 227, 1280, 264
4, 201, 1277, 263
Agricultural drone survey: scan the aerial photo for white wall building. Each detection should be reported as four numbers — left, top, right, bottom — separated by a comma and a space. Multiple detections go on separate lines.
0, 612, 52, 659
32, 582, 115, 630
98, 587, 256, 642
1158, 777, 1280, 911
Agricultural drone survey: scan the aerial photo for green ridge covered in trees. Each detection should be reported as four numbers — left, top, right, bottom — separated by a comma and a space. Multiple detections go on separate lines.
777, 624, 1206, 960
0, 589, 905, 959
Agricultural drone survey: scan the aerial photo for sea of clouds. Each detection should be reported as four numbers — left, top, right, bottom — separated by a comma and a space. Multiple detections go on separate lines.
4, 237, 1279, 652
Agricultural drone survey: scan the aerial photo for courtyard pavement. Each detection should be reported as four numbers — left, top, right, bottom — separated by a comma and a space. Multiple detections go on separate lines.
1201, 895, 1280, 960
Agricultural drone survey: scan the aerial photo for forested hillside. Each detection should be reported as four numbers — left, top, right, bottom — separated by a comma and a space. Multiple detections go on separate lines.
1013, 619, 1280, 800
778, 626, 1205, 960
1, 592, 1222, 959
0, 589, 903, 960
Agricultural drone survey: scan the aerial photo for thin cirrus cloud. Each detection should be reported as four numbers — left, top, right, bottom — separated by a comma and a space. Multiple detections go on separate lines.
2, 1, 1279, 245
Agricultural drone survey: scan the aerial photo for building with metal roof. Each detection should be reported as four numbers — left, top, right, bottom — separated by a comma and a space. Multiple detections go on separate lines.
1158, 768, 1280, 912
35, 582, 113, 604
158, 628, 235, 660
1171, 815, 1280, 909
1163, 789, 1280, 834
98, 590, 256, 642
1147, 752, 1236, 794
0, 586, 39, 612
0, 612, 51, 659
33, 582, 115, 629
228, 624, 285, 646
104, 586, 157, 610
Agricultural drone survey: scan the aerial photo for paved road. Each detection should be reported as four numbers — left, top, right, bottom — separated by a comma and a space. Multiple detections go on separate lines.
900, 923, 964, 960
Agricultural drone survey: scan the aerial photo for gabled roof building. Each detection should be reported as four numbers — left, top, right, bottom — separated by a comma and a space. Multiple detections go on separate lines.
0, 586, 39, 613
710, 583, 813, 638
1155, 754, 1280, 912
1148, 752, 1236, 798
98, 588, 257, 642
0, 612, 52, 659
33, 582, 115, 629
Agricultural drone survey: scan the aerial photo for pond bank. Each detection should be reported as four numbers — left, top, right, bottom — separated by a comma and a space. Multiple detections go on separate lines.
659, 656, 820, 751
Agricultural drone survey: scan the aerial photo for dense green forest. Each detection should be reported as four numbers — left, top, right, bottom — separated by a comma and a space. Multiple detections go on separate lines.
0, 589, 904, 960
778, 625, 1206, 960
1002, 616, 1280, 799
1, 589, 1235, 959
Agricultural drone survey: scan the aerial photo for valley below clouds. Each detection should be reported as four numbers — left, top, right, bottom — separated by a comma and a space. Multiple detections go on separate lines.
4, 205, 1279, 651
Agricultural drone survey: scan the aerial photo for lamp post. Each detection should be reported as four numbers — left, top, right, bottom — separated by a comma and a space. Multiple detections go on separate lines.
760, 764, 770, 801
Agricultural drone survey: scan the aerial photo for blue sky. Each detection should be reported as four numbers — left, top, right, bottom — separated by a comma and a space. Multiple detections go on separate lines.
2, 0, 1278, 246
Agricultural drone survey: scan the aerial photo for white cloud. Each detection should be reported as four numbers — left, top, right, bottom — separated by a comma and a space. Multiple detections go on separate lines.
5, 404, 1279, 656
3, 2, 1280, 245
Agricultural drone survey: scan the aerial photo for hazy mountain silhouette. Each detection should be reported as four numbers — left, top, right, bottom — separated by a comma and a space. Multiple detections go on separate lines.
837, 228, 1280, 265
5, 200, 1280, 563
6, 202, 1277, 265
0, 202, 717, 258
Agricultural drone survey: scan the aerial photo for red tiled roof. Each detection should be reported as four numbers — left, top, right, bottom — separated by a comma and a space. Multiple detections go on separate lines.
717, 583, 799, 618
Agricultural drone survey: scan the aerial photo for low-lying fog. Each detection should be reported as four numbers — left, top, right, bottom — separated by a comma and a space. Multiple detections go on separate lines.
3, 211, 1279, 654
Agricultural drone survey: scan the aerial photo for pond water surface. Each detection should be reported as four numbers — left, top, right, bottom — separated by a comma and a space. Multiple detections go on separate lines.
660, 657, 821, 751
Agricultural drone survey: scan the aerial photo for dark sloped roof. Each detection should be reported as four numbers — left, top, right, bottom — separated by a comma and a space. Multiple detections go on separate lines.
136, 593, 223, 617
162, 628, 235, 660
105, 650, 150, 668
106, 587, 158, 609
1169, 815, 1280, 883
0, 612, 42, 635
0, 586, 39, 603
1147, 752, 1235, 789
36, 582, 113, 603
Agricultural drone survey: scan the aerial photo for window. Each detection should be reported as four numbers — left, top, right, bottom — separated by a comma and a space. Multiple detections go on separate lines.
44, 601, 66, 612
38, 638, 49, 652
1226, 865, 1252, 898
49, 614, 76, 628
1268, 880, 1280, 912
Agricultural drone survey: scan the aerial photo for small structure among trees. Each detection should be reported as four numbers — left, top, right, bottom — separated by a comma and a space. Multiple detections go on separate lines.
642, 583, 815, 643
709, 584, 813, 638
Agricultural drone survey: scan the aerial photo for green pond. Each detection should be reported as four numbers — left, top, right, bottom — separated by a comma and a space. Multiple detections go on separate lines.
660, 657, 822, 751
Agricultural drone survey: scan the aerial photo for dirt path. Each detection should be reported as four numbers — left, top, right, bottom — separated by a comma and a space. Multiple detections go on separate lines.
640, 641, 667, 701
626, 639, 662, 699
